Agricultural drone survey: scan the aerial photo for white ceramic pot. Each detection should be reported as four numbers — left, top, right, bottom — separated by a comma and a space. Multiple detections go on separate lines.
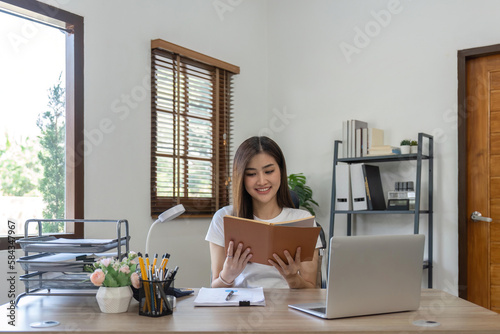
410, 146, 418, 154
400, 145, 410, 154
96, 286, 133, 313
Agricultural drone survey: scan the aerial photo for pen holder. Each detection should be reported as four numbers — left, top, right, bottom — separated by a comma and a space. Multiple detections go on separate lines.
138, 278, 175, 317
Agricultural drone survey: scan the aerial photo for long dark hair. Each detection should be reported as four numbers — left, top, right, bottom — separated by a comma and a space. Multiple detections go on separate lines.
232, 136, 294, 218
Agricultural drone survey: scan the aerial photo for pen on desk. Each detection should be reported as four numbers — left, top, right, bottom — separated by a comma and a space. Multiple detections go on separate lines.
225, 290, 235, 301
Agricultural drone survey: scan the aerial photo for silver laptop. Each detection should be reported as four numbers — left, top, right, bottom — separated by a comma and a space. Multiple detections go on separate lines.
289, 234, 425, 319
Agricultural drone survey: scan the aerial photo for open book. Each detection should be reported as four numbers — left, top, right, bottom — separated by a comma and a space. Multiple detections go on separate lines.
223, 215, 321, 266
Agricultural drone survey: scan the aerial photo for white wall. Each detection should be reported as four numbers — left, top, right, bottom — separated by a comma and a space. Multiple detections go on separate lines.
42, 0, 270, 288
267, 0, 500, 294
8, 0, 500, 301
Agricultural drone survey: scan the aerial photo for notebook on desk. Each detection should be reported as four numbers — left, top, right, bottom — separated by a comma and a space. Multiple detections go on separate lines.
288, 234, 425, 319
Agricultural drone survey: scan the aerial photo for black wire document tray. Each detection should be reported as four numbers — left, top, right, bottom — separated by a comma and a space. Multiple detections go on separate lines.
17, 252, 115, 272
15, 219, 130, 305
17, 236, 129, 253
20, 272, 97, 290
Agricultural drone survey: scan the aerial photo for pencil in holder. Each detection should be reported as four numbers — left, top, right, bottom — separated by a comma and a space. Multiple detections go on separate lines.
138, 278, 174, 317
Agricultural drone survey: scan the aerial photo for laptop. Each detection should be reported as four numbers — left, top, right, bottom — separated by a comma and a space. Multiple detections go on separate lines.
289, 234, 425, 319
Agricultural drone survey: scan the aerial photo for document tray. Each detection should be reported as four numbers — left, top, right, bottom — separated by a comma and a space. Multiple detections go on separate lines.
20, 271, 97, 290
17, 252, 104, 272
17, 236, 129, 253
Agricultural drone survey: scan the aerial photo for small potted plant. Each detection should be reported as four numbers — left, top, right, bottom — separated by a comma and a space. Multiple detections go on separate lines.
86, 252, 141, 313
400, 139, 411, 154
410, 140, 418, 154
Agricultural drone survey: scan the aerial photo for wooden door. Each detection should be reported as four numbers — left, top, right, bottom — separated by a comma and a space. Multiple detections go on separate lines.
466, 53, 500, 312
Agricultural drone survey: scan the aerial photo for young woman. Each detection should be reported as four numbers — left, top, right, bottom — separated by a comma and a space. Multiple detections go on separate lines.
205, 136, 320, 289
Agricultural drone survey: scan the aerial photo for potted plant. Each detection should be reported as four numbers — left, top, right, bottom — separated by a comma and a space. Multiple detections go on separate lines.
400, 139, 411, 154
288, 173, 319, 215
410, 140, 418, 154
86, 252, 141, 313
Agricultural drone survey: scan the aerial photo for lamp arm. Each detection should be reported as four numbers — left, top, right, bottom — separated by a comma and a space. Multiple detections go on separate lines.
145, 220, 160, 255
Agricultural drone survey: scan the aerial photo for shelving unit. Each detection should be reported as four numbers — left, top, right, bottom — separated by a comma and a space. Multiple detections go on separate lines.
15, 219, 130, 305
329, 132, 433, 288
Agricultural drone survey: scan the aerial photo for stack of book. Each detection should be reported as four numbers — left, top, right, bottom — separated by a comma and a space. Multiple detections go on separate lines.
367, 145, 401, 156
341, 120, 384, 158
335, 163, 386, 211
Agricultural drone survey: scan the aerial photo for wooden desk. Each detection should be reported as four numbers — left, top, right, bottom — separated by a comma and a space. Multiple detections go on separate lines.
2, 289, 500, 333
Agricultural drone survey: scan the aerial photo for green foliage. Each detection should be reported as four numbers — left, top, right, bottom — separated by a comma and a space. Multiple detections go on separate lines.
287, 173, 319, 216
410, 140, 418, 146
0, 134, 40, 196
400, 139, 411, 146
37, 75, 65, 233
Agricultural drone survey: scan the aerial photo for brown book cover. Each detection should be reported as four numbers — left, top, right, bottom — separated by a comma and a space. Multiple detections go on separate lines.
223, 215, 321, 266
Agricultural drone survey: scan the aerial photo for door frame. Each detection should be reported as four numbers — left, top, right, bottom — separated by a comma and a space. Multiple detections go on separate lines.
458, 43, 500, 299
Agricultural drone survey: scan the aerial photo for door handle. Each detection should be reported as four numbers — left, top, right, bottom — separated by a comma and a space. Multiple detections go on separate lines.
471, 211, 493, 222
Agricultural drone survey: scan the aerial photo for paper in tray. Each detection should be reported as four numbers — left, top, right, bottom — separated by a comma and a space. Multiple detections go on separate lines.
17, 252, 115, 272
17, 236, 129, 253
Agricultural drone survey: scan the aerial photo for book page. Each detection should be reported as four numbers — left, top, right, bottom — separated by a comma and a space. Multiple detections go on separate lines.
270, 216, 315, 227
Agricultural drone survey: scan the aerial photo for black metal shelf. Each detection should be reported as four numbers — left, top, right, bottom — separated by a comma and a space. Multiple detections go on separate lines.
337, 154, 431, 164
333, 210, 431, 214
329, 132, 434, 288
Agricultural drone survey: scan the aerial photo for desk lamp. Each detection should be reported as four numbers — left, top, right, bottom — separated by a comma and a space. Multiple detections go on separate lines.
145, 204, 185, 255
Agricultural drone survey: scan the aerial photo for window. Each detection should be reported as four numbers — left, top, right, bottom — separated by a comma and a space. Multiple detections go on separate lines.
0, 0, 84, 247
150, 39, 239, 216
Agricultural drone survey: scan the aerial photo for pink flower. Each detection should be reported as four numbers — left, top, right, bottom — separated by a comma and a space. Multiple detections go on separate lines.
100, 258, 112, 267
130, 272, 141, 289
119, 265, 130, 274
90, 269, 105, 286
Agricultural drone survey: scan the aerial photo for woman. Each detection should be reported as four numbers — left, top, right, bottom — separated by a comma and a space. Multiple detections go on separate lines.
205, 136, 320, 288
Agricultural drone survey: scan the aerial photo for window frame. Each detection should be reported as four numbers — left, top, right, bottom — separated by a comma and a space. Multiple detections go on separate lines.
0, 0, 84, 248
150, 39, 239, 217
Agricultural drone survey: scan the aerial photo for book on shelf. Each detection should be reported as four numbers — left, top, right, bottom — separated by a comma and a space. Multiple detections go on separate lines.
350, 120, 368, 158
223, 215, 321, 265
342, 120, 349, 158
362, 164, 386, 210
362, 128, 384, 157
367, 145, 401, 156
367, 128, 384, 152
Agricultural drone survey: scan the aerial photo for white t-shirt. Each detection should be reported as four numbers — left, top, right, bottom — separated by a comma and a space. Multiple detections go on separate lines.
205, 205, 322, 288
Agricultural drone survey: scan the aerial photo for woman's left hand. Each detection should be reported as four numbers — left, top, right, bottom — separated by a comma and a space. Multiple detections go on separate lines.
268, 247, 314, 288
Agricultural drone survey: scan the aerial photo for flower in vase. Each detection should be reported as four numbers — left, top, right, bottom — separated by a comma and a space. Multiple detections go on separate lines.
85, 252, 138, 287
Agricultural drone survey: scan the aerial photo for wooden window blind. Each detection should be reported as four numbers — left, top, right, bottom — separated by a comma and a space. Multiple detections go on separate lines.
151, 40, 239, 217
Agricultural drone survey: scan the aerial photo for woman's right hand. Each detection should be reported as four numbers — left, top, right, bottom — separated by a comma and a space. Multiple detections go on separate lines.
219, 241, 252, 284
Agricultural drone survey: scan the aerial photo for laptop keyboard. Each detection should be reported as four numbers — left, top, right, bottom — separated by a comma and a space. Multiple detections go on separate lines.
310, 307, 326, 314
